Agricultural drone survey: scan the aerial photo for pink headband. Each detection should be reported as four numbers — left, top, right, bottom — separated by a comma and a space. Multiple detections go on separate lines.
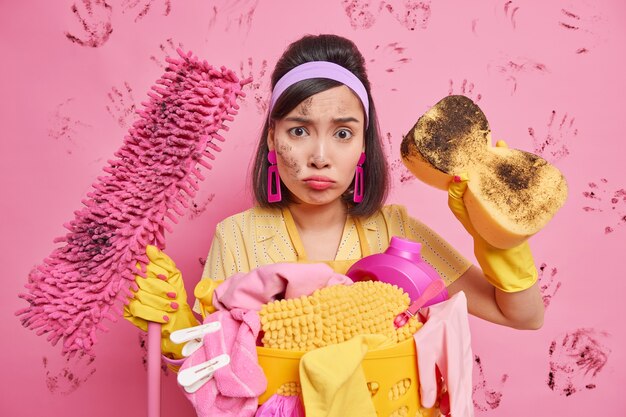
268, 61, 370, 127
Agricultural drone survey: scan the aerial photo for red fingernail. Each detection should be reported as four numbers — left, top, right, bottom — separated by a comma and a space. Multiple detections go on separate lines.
157, 274, 167, 281
453, 175, 461, 183
163, 315, 170, 322
166, 292, 176, 299
171, 302, 179, 310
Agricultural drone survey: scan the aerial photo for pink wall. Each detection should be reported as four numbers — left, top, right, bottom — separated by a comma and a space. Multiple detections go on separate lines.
2, 0, 624, 415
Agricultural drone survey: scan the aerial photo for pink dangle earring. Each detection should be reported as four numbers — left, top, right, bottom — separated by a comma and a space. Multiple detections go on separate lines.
267, 150, 282, 203
353, 152, 366, 203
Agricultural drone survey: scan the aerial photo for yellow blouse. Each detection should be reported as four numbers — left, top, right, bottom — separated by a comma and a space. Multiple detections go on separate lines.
201, 204, 471, 285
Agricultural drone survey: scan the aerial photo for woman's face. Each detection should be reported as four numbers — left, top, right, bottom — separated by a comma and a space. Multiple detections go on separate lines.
268, 85, 366, 208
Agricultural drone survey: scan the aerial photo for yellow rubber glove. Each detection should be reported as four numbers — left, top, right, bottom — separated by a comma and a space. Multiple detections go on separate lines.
447, 141, 538, 292
124, 245, 199, 359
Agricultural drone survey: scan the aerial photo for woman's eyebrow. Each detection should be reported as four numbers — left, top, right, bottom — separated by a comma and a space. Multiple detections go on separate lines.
283, 116, 361, 124
333, 116, 360, 124
284, 116, 311, 123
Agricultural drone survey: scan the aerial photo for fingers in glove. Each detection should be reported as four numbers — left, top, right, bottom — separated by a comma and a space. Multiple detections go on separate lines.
447, 172, 469, 200
144, 246, 184, 286
129, 288, 181, 314
134, 274, 179, 299
447, 173, 471, 222
135, 257, 169, 280
447, 172, 479, 237
144, 260, 170, 279
158, 268, 183, 287
125, 299, 175, 324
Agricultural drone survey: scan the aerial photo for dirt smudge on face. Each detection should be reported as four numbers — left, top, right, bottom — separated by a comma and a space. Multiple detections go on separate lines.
298, 97, 314, 116
277, 143, 300, 177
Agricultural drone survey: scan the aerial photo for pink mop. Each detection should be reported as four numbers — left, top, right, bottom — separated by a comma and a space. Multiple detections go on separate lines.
16, 49, 251, 417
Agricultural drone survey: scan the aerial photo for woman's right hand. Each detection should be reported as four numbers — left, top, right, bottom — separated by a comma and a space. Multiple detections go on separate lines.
446, 142, 538, 294
123, 245, 199, 359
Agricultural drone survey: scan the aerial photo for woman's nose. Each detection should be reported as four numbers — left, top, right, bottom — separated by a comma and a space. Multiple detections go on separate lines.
309, 155, 329, 168
308, 140, 330, 168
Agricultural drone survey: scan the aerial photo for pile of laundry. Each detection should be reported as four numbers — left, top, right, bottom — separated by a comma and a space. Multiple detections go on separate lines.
170, 262, 474, 417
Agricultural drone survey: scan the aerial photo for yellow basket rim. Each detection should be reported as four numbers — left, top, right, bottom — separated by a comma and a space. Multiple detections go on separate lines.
256, 336, 415, 359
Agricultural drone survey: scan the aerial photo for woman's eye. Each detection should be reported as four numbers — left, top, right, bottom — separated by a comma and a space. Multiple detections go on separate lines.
335, 129, 353, 140
288, 127, 308, 137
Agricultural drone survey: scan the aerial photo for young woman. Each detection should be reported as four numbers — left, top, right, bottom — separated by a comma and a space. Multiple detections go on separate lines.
124, 34, 544, 361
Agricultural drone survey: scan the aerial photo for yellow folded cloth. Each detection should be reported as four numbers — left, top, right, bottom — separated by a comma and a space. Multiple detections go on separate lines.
299, 334, 392, 417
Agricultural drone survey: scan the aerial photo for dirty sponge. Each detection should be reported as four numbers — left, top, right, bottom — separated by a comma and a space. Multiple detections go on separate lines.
401, 95, 568, 249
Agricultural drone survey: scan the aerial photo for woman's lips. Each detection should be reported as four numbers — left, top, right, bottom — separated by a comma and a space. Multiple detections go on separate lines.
303, 176, 334, 190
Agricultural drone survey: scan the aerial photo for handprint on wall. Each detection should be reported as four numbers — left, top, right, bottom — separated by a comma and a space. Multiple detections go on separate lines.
502, 0, 520, 29
472, 0, 519, 36
138, 334, 169, 374
367, 42, 412, 92
472, 355, 508, 411
488, 56, 548, 95
382, 0, 432, 31
558, 0, 605, 54
448, 79, 482, 102
342, 0, 432, 31
149, 38, 186, 69
48, 99, 91, 155
240, 57, 269, 115
42, 353, 96, 395
64, 0, 113, 48
342, 0, 378, 29
582, 178, 626, 234
208, 0, 260, 35
189, 193, 216, 220
528, 110, 578, 163
105, 82, 136, 128
548, 328, 610, 396
121, 0, 171, 22
370, 43, 412, 72
384, 132, 415, 186
538, 262, 562, 309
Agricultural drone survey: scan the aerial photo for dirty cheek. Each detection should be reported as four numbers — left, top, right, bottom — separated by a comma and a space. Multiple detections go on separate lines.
276, 143, 301, 176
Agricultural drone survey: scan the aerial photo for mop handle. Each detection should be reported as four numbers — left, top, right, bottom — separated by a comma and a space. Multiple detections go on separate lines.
147, 322, 162, 417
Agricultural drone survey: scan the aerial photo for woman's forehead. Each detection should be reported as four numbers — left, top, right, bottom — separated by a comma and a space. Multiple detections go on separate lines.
290, 85, 364, 118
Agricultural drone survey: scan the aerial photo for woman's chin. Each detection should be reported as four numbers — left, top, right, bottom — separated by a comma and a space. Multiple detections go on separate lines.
294, 192, 344, 208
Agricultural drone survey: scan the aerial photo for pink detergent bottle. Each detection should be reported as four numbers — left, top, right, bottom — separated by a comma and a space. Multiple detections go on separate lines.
346, 236, 448, 308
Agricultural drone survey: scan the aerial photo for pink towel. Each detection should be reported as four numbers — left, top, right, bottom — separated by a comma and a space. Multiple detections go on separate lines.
181, 263, 352, 416
413, 292, 474, 417
255, 394, 305, 417
180, 308, 267, 417
213, 262, 353, 311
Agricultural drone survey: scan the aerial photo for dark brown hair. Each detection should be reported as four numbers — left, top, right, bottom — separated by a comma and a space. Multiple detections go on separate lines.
251, 34, 389, 217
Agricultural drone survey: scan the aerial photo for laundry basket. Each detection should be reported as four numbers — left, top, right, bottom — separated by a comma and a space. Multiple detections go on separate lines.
256, 338, 438, 417
194, 279, 439, 416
